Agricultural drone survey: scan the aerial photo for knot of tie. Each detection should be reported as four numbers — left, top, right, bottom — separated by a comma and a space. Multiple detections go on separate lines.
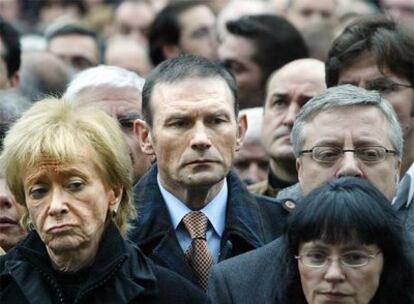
182, 211, 209, 240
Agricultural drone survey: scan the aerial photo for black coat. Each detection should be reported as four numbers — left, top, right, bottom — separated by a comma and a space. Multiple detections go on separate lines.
129, 165, 289, 285
0, 223, 207, 304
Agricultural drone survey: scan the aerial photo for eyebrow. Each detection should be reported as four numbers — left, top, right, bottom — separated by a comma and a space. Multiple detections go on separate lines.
25, 167, 89, 185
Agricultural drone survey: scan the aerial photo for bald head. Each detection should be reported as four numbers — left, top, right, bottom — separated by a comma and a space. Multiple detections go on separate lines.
267, 58, 325, 95
262, 59, 326, 173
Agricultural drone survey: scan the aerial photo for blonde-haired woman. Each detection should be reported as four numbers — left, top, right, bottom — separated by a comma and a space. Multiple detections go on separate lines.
0, 98, 206, 303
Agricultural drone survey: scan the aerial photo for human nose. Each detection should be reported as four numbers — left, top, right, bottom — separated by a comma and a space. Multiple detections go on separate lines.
282, 103, 299, 127
48, 188, 69, 217
336, 151, 363, 178
190, 122, 212, 151
0, 195, 12, 209
324, 258, 346, 283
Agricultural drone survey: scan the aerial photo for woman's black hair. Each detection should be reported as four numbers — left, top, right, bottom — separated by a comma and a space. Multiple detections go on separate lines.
277, 177, 414, 304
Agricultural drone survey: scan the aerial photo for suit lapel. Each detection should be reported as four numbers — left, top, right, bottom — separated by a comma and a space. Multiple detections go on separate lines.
130, 165, 198, 284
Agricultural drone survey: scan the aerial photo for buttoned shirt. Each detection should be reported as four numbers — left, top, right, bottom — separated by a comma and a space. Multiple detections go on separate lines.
158, 175, 227, 263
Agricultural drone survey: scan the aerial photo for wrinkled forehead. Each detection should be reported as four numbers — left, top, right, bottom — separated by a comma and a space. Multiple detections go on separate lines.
152, 77, 235, 109
304, 105, 391, 148
76, 86, 141, 112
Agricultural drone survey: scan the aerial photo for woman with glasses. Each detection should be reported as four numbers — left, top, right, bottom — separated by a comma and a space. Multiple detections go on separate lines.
278, 176, 414, 304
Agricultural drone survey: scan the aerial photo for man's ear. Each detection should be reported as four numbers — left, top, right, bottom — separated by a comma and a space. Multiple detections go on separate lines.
235, 113, 247, 151
396, 158, 402, 185
133, 118, 154, 155
161, 44, 181, 60
10, 71, 19, 88
296, 158, 303, 183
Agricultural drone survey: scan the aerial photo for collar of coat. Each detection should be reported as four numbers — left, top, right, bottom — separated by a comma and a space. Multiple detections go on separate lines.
1, 222, 158, 303
131, 164, 265, 252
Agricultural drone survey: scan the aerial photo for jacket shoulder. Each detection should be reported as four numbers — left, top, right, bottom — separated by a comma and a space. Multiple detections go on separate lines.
208, 238, 285, 304
152, 265, 207, 304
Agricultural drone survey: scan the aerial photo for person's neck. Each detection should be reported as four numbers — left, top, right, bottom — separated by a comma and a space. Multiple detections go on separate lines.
160, 178, 224, 210
46, 229, 103, 273
401, 132, 414, 176
270, 158, 298, 183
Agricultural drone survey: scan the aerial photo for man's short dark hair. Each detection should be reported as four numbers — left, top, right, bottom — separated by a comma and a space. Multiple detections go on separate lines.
45, 23, 103, 62
148, 0, 207, 66
326, 16, 414, 87
142, 54, 238, 126
226, 14, 308, 85
0, 19, 21, 79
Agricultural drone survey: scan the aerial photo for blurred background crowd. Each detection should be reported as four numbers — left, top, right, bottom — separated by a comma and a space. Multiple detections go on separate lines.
0, 0, 413, 187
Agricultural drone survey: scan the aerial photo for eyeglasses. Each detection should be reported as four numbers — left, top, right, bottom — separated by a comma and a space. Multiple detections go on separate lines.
364, 78, 413, 96
295, 250, 381, 268
299, 146, 398, 164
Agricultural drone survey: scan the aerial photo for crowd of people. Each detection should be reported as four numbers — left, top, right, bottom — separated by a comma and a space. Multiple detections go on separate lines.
0, 0, 413, 303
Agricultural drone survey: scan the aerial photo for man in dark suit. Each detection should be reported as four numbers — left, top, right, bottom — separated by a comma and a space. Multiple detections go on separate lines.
130, 55, 288, 290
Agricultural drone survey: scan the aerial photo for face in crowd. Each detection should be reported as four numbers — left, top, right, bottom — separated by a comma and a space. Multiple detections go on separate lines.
137, 76, 246, 194
261, 59, 326, 164
0, 177, 26, 252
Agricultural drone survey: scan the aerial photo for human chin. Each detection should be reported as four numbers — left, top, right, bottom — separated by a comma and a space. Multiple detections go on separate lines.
182, 170, 226, 187
272, 144, 294, 160
42, 230, 89, 253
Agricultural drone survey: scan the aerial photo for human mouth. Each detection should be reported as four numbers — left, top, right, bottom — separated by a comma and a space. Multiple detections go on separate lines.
319, 291, 351, 301
0, 217, 18, 229
186, 159, 217, 165
47, 224, 74, 234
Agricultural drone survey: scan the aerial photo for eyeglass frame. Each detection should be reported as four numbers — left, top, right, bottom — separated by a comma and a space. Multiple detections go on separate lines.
299, 145, 398, 164
362, 78, 413, 96
295, 251, 382, 269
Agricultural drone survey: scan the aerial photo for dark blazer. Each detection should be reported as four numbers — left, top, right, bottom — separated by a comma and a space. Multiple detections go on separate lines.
129, 165, 288, 285
0, 223, 207, 304
208, 237, 285, 304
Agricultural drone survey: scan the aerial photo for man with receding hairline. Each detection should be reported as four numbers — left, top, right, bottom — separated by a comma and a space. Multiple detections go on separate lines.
249, 58, 326, 198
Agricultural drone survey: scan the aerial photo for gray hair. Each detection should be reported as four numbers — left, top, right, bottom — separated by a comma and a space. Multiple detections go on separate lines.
291, 84, 403, 157
64, 65, 145, 99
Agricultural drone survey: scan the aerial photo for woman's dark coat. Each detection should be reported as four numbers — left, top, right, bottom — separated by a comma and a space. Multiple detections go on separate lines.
0, 223, 206, 304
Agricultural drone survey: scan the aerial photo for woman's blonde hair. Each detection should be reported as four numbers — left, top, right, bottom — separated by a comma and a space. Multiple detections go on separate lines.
0, 98, 136, 236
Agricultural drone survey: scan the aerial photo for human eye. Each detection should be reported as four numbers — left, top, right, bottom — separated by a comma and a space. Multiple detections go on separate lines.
313, 146, 341, 162
304, 250, 327, 266
229, 61, 246, 74
191, 27, 209, 39
300, 8, 313, 17
342, 251, 369, 267
270, 95, 287, 108
208, 115, 228, 126
29, 184, 48, 200
367, 79, 393, 94
357, 147, 384, 162
66, 179, 85, 192
167, 118, 190, 129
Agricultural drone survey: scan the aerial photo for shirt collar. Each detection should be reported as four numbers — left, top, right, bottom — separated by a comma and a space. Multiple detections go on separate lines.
158, 174, 227, 237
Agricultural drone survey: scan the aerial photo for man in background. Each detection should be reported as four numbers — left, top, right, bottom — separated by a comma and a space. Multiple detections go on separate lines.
218, 14, 308, 109
64, 65, 152, 183
46, 22, 101, 72
249, 59, 326, 197
0, 19, 20, 89
149, 0, 218, 66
